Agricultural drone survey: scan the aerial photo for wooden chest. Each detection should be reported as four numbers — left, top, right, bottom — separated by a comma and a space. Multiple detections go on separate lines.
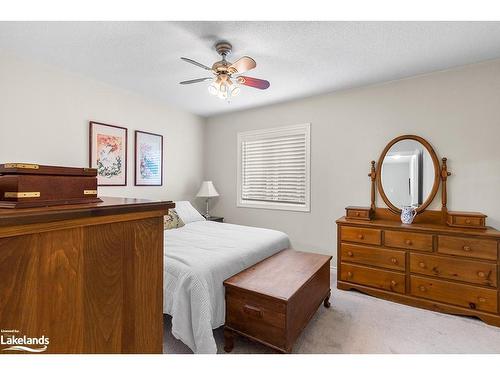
0, 163, 101, 208
337, 211, 500, 327
223, 249, 332, 353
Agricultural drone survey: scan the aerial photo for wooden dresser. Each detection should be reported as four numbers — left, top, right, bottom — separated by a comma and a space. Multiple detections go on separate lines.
337, 210, 500, 326
0, 197, 174, 353
339, 134, 500, 327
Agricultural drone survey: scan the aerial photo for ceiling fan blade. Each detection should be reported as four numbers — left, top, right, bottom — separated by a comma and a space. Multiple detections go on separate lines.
229, 56, 256, 74
237, 76, 270, 90
179, 77, 213, 85
180, 57, 212, 71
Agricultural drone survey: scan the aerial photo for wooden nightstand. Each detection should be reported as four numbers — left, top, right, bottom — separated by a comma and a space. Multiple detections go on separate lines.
205, 216, 224, 223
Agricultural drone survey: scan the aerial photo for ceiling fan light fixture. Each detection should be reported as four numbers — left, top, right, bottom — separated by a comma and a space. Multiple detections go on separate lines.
180, 41, 269, 102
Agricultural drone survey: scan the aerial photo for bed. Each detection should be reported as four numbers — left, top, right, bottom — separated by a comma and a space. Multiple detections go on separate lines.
163, 201, 290, 354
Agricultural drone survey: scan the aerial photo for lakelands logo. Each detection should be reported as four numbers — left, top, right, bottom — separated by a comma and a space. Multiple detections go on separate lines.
1, 329, 49, 353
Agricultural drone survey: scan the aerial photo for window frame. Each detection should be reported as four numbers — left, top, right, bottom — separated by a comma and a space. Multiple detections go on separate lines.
236, 123, 311, 212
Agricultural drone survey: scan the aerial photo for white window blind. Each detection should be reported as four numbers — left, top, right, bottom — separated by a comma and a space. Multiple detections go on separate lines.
237, 123, 310, 212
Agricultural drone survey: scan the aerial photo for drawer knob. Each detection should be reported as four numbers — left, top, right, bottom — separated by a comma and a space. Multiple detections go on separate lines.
477, 271, 485, 278
419, 285, 427, 292
347, 271, 353, 278
357, 234, 364, 240
347, 251, 354, 257
478, 297, 486, 303
465, 219, 471, 224
419, 262, 426, 268
355, 212, 360, 217
463, 246, 471, 252
390, 257, 398, 264
390, 280, 397, 286
405, 239, 412, 246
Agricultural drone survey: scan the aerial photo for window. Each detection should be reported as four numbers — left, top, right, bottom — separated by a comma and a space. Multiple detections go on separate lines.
237, 123, 311, 212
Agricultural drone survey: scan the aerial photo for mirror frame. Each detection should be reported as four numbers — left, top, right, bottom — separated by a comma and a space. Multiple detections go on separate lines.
376, 135, 440, 215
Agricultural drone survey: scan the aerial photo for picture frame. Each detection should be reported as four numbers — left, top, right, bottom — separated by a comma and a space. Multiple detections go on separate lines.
134, 130, 163, 186
89, 121, 128, 186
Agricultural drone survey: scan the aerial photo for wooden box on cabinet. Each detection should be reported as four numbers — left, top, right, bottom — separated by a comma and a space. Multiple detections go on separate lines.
0, 197, 174, 354
0, 163, 101, 208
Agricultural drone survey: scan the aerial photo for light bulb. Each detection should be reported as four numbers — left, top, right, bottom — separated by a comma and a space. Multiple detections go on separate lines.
208, 83, 218, 96
230, 85, 240, 97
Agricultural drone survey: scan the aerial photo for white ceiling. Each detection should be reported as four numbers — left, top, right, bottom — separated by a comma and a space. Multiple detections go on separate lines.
2, 21, 500, 117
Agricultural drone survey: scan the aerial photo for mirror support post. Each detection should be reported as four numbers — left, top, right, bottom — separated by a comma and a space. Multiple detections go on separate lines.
369, 160, 377, 211
441, 157, 451, 223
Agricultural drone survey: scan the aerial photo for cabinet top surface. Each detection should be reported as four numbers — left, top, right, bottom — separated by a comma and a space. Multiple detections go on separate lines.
336, 216, 500, 238
0, 196, 174, 227
224, 249, 332, 301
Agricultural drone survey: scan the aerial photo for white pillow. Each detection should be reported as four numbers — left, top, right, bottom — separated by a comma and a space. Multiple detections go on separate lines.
174, 201, 206, 224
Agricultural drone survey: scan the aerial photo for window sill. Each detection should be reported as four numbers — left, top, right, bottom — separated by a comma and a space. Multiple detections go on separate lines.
237, 200, 310, 212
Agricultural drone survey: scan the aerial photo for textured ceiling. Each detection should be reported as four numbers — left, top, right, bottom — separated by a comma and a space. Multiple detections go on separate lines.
1, 21, 500, 117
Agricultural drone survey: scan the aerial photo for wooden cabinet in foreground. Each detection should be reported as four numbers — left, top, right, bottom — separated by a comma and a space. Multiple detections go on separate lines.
0, 197, 173, 354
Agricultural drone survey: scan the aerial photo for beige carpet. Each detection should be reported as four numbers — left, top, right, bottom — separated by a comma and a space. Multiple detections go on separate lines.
163, 269, 500, 354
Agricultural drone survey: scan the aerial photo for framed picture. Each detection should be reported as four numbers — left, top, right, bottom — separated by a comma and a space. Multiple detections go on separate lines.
135, 130, 163, 186
89, 121, 128, 186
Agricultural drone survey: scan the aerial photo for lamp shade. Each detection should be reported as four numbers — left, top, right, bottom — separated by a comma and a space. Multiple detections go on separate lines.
196, 181, 219, 198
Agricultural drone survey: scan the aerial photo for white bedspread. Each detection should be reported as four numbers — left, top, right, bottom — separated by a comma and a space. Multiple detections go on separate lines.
163, 220, 290, 354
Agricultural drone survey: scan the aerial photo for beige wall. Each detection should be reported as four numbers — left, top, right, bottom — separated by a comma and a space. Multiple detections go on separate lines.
205, 59, 500, 261
0, 52, 205, 202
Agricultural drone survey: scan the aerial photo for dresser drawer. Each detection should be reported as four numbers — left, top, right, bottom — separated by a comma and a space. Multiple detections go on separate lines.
340, 263, 405, 294
226, 289, 286, 348
340, 226, 381, 245
410, 276, 498, 313
384, 230, 433, 252
345, 206, 373, 221
438, 235, 498, 261
341, 243, 406, 271
447, 211, 486, 229
410, 253, 497, 287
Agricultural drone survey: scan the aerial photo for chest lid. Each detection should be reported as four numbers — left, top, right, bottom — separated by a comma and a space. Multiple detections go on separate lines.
0, 163, 97, 177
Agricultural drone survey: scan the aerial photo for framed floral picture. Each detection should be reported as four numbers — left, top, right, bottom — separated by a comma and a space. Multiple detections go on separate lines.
89, 121, 128, 186
135, 130, 163, 186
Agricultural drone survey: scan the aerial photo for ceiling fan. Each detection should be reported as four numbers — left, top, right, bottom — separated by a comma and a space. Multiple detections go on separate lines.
180, 41, 270, 101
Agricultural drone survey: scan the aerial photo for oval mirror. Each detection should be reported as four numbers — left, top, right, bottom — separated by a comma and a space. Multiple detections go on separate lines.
377, 135, 440, 214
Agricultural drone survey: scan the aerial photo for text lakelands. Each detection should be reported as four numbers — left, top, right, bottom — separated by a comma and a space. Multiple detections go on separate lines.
0, 335, 50, 345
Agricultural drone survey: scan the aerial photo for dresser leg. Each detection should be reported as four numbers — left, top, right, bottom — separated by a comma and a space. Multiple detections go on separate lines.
323, 290, 331, 308
223, 328, 234, 353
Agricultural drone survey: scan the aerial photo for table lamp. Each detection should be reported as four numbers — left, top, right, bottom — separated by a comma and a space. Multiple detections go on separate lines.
196, 181, 219, 218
